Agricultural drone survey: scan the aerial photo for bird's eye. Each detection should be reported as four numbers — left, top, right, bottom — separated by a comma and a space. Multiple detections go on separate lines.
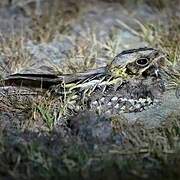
136, 58, 149, 67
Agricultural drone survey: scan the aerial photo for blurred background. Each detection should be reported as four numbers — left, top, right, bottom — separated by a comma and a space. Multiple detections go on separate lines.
0, 0, 179, 75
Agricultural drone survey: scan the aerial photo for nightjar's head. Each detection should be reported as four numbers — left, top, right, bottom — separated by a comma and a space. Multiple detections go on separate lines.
108, 47, 166, 78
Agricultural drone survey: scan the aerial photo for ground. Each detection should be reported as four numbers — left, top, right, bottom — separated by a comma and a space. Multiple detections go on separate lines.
0, 0, 180, 179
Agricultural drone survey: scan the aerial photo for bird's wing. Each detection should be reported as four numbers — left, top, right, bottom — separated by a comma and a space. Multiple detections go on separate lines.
0, 67, 107, 89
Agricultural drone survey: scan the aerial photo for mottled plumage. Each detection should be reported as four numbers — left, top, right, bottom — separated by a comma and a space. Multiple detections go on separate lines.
0, 47, 167, 116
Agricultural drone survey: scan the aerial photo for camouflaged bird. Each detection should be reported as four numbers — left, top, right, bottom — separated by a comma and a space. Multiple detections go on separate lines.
0, 47, 167, 116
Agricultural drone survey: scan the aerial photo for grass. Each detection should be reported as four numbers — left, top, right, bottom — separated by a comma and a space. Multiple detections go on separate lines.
0, 0, 180, 179
0, 113, 180, 179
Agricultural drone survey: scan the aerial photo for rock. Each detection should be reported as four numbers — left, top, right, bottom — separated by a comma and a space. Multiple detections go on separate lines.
123, 90, 180, 127
70, 111, 115, 144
